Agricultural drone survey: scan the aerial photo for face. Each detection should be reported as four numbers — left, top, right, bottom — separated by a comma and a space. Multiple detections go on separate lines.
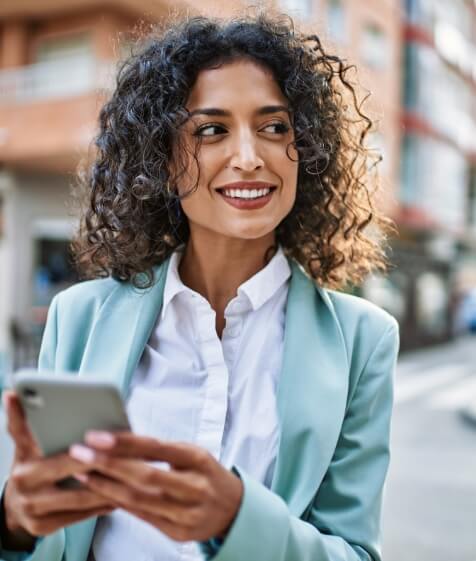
173, 59, 299, 243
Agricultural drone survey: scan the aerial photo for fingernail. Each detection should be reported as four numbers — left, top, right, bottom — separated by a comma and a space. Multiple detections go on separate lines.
2, 391, 12, 407
70, 444, 96, 463
85, 431, 116, 448
74, 473, 89, 483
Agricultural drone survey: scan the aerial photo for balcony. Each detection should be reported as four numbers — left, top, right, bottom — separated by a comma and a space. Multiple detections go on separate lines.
0, 56, 114, 104
0, 56, 116, 172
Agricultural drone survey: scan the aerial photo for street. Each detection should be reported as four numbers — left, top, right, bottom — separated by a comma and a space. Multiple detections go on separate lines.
0, 336, 475, 559
383, 335, 476, 561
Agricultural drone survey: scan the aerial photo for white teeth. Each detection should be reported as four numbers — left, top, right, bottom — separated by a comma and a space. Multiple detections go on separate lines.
221, 188, 272, 199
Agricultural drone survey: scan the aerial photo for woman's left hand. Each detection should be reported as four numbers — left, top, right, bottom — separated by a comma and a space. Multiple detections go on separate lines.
69, 432, 244, 543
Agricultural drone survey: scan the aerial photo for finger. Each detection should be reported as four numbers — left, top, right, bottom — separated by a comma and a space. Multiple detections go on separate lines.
11, 454, 92, 492
69, 446, 204, 502
24, 505, 114, 537
127, 507, 202, 542
19, 487, 115, 517
78, 471, 193, 524
4, 392, 39, 461
84, 432, 212, 470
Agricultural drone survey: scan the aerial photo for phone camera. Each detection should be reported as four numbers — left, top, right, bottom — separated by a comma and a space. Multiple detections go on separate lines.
22, 387, 44, 408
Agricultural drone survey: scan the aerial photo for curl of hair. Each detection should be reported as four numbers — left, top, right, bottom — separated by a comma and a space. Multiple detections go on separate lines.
72, 12, 395, 290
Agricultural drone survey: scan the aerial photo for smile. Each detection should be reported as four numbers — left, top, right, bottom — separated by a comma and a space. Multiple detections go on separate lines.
216, 186, 276, 210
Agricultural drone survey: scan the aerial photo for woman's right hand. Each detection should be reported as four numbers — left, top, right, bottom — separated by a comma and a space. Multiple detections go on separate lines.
1, 390, 116, 551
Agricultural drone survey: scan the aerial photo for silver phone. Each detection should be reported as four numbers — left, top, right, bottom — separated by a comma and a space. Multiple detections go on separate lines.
12, 369, 130, 486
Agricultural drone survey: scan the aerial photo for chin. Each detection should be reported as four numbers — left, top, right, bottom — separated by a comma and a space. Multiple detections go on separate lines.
226, 225, 277, 241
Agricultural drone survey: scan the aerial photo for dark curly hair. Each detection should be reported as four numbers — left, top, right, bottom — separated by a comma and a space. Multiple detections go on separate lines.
72, 11, 395, 290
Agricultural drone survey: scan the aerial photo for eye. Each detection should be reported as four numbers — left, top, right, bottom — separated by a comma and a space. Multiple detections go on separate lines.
260, 122, 291, 134
193, 123, 227, 137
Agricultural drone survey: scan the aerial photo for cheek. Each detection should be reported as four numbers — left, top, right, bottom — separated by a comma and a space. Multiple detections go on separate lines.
280, 156, 299, 200
178, 149, 220, 195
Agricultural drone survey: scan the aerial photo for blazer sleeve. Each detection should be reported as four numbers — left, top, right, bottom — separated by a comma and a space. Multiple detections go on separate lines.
0, 295, 66, 561
201, 320, 399, 561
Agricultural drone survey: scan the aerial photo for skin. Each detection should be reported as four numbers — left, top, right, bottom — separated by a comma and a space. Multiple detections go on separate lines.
177, 59, 298, 337
1, 59, 299, 550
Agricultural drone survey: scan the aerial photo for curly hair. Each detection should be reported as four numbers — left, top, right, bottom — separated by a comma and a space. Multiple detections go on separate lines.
72, 11, 395, 290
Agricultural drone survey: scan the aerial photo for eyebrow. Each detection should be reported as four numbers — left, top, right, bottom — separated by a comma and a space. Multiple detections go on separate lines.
187, 105, 290, 118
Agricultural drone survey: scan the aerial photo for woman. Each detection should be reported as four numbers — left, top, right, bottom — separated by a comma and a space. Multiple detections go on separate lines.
0, 12, 399, 561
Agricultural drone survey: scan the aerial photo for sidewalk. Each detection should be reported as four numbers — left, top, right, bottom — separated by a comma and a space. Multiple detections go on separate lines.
398, 334, 476, 429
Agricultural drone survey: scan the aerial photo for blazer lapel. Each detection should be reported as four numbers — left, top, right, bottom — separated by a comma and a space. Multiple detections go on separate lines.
270, 260, 349, 517
76, 261, 170, 394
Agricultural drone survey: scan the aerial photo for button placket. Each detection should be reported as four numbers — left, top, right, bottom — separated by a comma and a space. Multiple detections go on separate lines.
224, 316, 242, 338
192, 297, 229, 461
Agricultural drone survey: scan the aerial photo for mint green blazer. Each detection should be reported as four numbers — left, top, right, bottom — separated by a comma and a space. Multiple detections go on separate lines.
0, 257, 399, 561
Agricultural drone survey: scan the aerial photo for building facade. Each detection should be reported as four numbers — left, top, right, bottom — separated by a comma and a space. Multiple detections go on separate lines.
394, 0, 476, 348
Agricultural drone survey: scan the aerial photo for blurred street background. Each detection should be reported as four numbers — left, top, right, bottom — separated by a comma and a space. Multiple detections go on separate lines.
0, 0, 475, 559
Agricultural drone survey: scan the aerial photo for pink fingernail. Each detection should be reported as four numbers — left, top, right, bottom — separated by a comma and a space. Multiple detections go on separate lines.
85, 431, 116, 448
75, 473, 89, 483
70, 444, 95, 463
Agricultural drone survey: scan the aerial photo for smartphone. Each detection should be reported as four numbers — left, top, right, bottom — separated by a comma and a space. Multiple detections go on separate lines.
12, 369, 130, 487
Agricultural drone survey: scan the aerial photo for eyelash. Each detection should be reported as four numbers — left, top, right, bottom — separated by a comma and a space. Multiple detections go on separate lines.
193, 122, 291, 137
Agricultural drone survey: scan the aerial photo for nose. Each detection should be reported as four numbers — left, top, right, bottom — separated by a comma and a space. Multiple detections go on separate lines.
229, 129, 264, 172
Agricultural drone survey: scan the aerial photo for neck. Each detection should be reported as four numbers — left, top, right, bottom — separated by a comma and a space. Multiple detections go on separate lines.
178, 229, 277, 313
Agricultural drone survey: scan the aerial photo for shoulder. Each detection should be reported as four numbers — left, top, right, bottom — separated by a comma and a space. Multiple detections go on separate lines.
325, 288, 398, 336
40, 276, 132, 372
318, 287, 400, 376
53, 276, 123, 317
49, 263, 167, 332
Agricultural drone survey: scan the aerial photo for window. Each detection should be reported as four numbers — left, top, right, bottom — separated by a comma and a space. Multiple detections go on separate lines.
434, 21, 473, 77
328, 0, 346, 43
35, 33, 92, 63
31, 236, 78, 335
279, 0, 314, 19
361, 23, 388, 69
404, 42, 472, 149
403, 43, 418, 108
400, 135, 419, 206
30, 33, 94, 99
405, 0, 436, 33
401, 135, 467, 230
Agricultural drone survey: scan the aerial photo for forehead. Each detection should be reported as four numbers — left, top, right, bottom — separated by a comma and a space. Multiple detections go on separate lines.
186, 59, 287, 111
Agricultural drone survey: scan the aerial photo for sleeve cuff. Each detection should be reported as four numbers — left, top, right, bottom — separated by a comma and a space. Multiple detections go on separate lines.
0, 479, 35, 561
199, 464, 291, 561
0, 478, 65, 561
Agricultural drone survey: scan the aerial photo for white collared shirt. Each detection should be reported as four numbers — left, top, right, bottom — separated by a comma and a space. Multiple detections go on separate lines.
90, 245, 291, 561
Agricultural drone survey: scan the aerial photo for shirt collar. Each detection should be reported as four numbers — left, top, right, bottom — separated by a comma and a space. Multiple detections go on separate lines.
161, 244, 291, 319
236, 246, 291, 312
161, 245, 188, 320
